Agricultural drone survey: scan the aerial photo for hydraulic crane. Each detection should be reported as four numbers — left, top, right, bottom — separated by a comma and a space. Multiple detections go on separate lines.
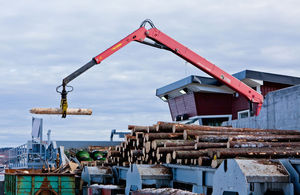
56, 19, 264, 118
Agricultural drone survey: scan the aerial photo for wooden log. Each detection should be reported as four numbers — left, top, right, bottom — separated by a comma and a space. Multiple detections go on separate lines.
152, 140, 190, 150
128, 125, 135, 130
228, 141, 300, 148
131, 150, 143, 157
198, 156, 212, 166
173, 124, 238, 133
166, 153, 173, 164
152, 140, 167, 150
173, 124, 300, 135
30, 108, 92, 115
183, 130, 283, 140
156, 121, 176, 132
172, 150, 209, 159
157, 146, 195, 154
195, 142, 227, 149
125, 135, 136, 142
147, 125, 157, 133
196, 135, 229, 142
216, 147, 300, 158
108, 150, 121, 157
164, 140, 195, 147
122, 161, 129, 167
211, 159, 223, 168
145, 142, 152, 153
230, 135, 300, 142
145, 133, 183, 141
176, 159, 182, 164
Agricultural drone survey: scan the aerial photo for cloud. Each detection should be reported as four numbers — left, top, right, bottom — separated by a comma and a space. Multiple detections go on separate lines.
0, 0, 300, 146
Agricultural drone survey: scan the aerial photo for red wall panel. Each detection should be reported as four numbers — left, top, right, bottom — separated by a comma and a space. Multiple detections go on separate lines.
261, 81, 291, 96
194, 93, 233, 116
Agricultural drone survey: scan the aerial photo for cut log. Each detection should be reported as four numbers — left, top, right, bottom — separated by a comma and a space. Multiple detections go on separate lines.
183, 130, 281, 140
108, 150, 121, 157
173, 124, 300, 135
216, 147, 300, 158
230, 135, 300, 142
133, 126, 148, 133
196, 135, 229, 142
172, 150, 209, 159
30, 108, 92, 115
156, 121, 176, 132
211, 159, 223, 168
198, 156, 212, 166
131, 150, 143, 157
145, 133, 183, 142
166, 153, 173, 164
195, 142, 227, 149
157, 146, 195, 154
145, 142, 152, 153
147, 125, 157, 133
164, 140, 195, 147
228, 141, 300, 148
152, 140, 168, 150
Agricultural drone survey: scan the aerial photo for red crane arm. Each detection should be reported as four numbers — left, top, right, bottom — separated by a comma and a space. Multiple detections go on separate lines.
145, 28, 264, 114
59, 20, 263, 118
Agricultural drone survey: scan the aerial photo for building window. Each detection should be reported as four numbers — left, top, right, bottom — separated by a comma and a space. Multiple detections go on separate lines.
238, 110, 250, 119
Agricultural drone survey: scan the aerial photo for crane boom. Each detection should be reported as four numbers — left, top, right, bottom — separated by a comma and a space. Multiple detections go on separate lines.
57, 20, 263, 118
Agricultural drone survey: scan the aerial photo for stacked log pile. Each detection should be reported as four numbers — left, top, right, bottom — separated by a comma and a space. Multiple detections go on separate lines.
105, 121, 300, 167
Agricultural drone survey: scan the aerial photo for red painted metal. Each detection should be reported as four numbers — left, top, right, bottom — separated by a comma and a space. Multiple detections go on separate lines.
195, 93, 233, 116
145, 28, 263, 115
94, 27, 147, 63
90, 23, 263, 115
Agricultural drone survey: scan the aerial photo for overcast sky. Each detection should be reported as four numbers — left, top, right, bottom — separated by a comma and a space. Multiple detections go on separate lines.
1, 0, 300, 147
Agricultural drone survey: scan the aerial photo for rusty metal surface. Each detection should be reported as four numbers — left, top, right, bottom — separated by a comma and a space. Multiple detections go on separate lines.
236, 159, 289, 182
5, 172, 75, 195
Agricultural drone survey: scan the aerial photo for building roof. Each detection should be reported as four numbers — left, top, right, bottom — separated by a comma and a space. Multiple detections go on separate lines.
233, 70, 300, 85
156, 69, 300, 98
156, 75, 221, 96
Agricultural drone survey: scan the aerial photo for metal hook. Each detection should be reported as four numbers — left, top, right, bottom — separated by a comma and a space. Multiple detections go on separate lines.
140, 19, 156, 29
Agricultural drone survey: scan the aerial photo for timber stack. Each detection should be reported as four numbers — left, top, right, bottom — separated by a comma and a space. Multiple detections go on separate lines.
105, 121, 300, 168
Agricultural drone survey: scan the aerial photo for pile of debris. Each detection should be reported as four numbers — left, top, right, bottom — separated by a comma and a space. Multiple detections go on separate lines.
106, 121, 300, 167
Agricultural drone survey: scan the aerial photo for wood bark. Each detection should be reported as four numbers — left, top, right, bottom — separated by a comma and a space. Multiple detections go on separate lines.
172, 150, 209, 159
196, 135, 229, 142
198, 156, 212, 166
156, 121, 176, 132
173, 124, 300, 135
157, 146, 195, 154
30, 108, 92, 115
228, 141, 300, 148
216, 147, 300, 158
147, 125, 157, 133
230, 135, 300, 142
194, 142, 227, 149
164, 140, 195, 147
145, 133, 183, 142
183, 130, 286, 140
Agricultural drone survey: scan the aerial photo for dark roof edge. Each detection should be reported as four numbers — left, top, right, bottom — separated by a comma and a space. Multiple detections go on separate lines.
156, 75, 217, 96
233, 70, 300, 85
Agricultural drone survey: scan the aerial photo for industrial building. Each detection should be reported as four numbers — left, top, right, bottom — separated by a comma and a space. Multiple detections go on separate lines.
156, 70, 300, 125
